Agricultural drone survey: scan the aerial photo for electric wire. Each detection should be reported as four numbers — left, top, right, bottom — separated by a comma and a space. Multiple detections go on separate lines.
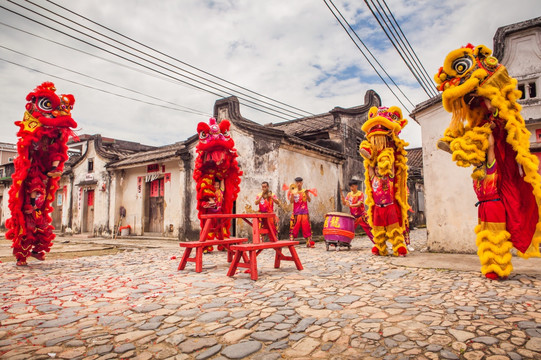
26, 0, 312, 119
323, 0, 414, 112
0, 57, 212, 115
380, 0, 437, 96
2, 1, 374, 138
365, 0, 437, 97
0, 21, 231, 95
327, 0, 416, 109
44, 0, 315, 118
0, 3, 295, 121
365, 0, 434, 97
0, 45, 209, 116
6, 1, 299, 120
370, 0, 436, 96
0, 6, 332, 135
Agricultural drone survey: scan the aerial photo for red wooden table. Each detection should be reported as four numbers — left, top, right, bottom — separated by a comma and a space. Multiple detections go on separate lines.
178, 213, 303, 279
178, 213, 275, 272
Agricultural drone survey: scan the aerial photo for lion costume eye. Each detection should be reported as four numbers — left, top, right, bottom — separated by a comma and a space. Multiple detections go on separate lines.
37, 97, 54, 112
223, 130, 230, 138
452, 57, 473, 75
199, 131, 208, 140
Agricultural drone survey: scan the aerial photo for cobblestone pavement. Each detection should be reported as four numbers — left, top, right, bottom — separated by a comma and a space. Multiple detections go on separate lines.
1, 229, 540, 360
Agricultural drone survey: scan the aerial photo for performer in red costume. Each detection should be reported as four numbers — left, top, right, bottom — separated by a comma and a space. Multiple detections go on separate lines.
6, 82, 77, 266
254, 181, 281, 238
359, 106, 409, 257
289, 177, 314, 248
193, 118, 242, 244
434, 44, 541, 279
341, 180, 373, 241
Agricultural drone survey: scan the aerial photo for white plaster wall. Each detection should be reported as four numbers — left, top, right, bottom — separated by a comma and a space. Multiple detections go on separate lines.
163, 160, 182, 237
178, 161, 188, 231
527, 124, 541, 145
501, 29, 541, 80
186, 143, 201, 236
58, 177, 72, 229
416, 105, 478, 253
277, 146, 342, 225
116, 167, 145, 235
233, 128, 285, 237
500, 28, 541, 122
0, 184, 10, 227
112, 160, 182, 237
70, 141, 110, 233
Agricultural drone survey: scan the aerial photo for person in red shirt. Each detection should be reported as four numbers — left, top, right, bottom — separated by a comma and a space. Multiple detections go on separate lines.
341, 180, 373, 241
289, 177, 314, 247
254, 181, 281, 239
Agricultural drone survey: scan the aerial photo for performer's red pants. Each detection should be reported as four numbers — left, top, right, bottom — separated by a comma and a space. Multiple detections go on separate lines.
373, 203, 400, 227
290, 214, 312, 239
354, 215, 373, 241
477, 199, 505, 224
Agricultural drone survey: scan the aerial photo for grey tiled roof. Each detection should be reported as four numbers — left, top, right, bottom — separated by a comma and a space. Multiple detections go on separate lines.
107, 142, 185, 169
271, 113, 336, 136
407, 147, 423, 170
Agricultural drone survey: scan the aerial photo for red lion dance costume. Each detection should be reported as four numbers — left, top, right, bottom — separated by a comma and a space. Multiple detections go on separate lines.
6, 82, 77, 266
193, 118, 242, 245
435, 44, 541, 280
359, 106, 409, 257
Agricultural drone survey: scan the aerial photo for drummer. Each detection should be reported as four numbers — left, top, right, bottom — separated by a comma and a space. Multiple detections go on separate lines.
254, 181, 281, 239
289, 177, 315, 248
341, 180, 374, 241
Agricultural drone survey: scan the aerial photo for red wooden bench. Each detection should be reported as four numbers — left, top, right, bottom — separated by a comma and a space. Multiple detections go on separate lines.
178, 238, 248, 273
227, 240, 303, 281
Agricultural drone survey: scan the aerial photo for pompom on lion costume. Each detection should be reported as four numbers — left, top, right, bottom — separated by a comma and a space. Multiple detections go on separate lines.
434, 43, 541, 279
359, 106, 409, 257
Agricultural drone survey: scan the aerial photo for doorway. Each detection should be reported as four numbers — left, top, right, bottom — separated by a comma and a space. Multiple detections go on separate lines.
145, 178, 164, 233
51, 190, 63, 229
82, 189, 94, 233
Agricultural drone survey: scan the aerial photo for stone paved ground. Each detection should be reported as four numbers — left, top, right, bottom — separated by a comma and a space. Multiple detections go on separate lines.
1, 229, 540, 360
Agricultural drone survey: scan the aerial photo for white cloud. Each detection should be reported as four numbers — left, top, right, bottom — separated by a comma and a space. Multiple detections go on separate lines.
0, 0, 539, 150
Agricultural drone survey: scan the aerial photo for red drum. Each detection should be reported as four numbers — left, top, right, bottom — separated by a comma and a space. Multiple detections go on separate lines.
323, 212, 355, 250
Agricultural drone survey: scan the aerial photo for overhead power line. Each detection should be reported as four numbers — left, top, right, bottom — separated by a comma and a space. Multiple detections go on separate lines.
4, 0, 316, 121
0, 45, 210, 116
0, 21, 228, 96
1, 1, 369, 139
44, 0, 315, 118
0, 57, 211, 115
28, 0, 312, 119
3, 1, 302, 122
364, 0, 438, 98
323, 0, 414, 112
0, 21, 329, 137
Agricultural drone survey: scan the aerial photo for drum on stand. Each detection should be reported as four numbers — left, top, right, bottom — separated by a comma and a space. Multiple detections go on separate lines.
323, 212, 355, 251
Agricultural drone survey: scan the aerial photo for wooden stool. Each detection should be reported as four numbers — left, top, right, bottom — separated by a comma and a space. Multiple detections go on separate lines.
178, 238, 248, 272
227, 240, 303, 280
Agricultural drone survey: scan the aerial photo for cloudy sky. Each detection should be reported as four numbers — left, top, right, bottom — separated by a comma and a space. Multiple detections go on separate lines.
0, 0, 539, 149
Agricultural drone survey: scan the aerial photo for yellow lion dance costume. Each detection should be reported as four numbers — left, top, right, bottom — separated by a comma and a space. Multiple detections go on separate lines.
359, 106, 409, 256
435, 43, 541, 280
